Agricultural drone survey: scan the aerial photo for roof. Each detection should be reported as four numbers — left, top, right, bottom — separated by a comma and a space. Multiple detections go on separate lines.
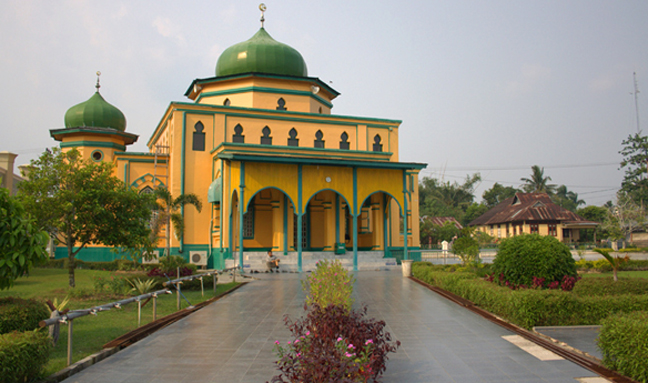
215, 28, 307, 78
64, 91, 126, 132
468, 192, 597, 226
422, 216, 463, 230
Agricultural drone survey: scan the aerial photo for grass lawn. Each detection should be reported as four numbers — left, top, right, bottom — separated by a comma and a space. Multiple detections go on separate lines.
580, 270, 648, 279
1, 268, 241, 378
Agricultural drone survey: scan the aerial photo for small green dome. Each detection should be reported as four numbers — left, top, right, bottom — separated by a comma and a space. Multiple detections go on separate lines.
216, 28, 307, 78
64, 91, 126, 131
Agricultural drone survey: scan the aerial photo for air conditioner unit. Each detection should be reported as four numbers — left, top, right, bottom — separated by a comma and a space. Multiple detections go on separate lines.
190, 251, 208, 266
142, 251, 160, 264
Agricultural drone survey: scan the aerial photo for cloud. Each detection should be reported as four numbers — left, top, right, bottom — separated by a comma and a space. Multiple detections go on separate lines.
152, 16, 186, 46
505, 64, 552, 95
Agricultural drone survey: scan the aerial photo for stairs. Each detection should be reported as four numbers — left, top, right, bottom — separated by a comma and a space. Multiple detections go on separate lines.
224, 251, 399, 273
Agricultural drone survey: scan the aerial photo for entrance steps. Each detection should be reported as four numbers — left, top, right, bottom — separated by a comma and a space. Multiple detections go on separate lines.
224, 251, 399, 273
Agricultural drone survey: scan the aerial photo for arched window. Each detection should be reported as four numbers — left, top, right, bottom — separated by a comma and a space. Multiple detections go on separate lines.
314, 130, 325, 148
261, 126, 272, 145
233, 124, 245, 143
340, 132, 350, 150
192, 121, 205, 151
140, 186, 154, 195
288, 128, 299, 147
223, 98, 231, 106
276, 98, 287, 111
372, 134, 383, 152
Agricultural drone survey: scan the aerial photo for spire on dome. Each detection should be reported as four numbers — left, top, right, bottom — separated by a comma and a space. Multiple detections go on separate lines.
259, 3, 266, 28
95, 71, 101, 92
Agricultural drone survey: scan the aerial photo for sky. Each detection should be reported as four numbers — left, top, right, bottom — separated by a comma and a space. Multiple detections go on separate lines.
1, 0, 646, 207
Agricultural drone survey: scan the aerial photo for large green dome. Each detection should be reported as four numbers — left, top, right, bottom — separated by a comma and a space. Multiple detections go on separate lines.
64, 91, 126, 131
216, 28, 307, 78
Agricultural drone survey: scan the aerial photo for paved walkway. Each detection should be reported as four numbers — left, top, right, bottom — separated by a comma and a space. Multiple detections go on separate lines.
62, 270, 604, 383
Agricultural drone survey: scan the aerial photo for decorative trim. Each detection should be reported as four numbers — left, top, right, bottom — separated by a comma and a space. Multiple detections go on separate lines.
217, 153, 427, 170
196, 86, 334, 108
211, 142, 393, 158
59, 141, 126, 151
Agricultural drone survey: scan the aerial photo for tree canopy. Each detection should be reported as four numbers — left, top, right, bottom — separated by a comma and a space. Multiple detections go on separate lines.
0, 185, 49, 290
18, 148, 155, 287
418, 174, 481, 225
619, 133, 648, 205
520, 165, 557, 194
150, 186, 202, 257
482, 183, 519, 208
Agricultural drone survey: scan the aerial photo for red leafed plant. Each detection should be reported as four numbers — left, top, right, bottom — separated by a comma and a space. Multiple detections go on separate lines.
269, 303, 400, 383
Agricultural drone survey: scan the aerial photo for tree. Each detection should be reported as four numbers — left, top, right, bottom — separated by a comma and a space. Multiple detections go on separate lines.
482, 183, 519, 208
18, 148, 154, 288
552, 185, 585, 212
150, 186, 202, 258
462, 202, 489, 226
520, 165, 556, 194
602, 191, 647, 248
418, 174, 481, 223
0, 184, 49, 290
619, 133, 648, 205
577, 205, 609, 243
452, 228, 480, 266
593, 248, 628, 282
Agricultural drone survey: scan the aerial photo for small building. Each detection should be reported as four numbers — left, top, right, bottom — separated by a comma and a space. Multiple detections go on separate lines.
422, 216, 463, 230
468, 193, 597, 243
0, 151, 25, 196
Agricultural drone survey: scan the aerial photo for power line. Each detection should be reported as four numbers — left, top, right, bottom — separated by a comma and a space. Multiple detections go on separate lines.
421, 162, 618, 172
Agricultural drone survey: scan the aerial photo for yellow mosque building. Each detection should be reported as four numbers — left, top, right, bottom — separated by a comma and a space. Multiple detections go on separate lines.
50, 19, 426, 272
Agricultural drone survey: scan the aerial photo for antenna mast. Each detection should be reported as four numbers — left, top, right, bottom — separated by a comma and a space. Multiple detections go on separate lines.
633, 72, 641, 134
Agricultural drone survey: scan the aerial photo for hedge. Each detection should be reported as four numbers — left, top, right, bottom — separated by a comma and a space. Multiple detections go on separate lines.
412, 262, 648, 329
0, 330, 52, 383
598, 311, 648, 383
572, 277, 648, 297
0, 297, 49, 334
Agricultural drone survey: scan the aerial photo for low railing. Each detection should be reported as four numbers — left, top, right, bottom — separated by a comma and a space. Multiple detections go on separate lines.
39, 266, 241, 367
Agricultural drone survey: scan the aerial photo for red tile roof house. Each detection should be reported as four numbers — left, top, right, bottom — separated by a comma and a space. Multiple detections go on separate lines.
468, 193, 598, 243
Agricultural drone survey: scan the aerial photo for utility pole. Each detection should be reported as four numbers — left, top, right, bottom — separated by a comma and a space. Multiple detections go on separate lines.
633, 72, 641, 134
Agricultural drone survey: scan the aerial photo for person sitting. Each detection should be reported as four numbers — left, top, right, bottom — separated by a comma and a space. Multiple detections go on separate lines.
266, 251, 280, 272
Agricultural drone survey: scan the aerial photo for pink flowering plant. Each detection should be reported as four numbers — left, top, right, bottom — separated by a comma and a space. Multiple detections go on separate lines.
269, 303, 400, 383
302, 259, 355, 311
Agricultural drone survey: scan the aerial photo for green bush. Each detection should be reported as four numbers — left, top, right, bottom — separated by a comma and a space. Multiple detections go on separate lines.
302, 259, 355, 311
0, 297, 49, 334
598, 311, 648, 383
412, 262, 648, 329
0, 329, 52, 383
573, 277, 648, 297
492, 234, 577, 288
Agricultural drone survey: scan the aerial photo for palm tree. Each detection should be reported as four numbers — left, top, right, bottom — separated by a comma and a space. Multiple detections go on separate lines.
520, 165, 556, 194
151, 187, 202, 257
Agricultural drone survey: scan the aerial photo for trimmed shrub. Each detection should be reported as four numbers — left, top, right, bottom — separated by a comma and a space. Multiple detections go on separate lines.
302, 259, 355, 311
598, 311, 648, 383
0, 297, 49, 334
0, 329, 52, 383
412, 262, 648, 329
573, 277, 648, 297
492, 234, 577, 288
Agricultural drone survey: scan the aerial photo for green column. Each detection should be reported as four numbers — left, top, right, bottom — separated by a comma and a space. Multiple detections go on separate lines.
297, 165, 303, 272
402, 170, 408, 260
353, 167, 358, 271
283, 195, 288, 255
239, 162, 245, 272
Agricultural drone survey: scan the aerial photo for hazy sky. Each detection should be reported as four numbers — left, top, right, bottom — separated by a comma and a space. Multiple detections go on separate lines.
1, 0, 646, 206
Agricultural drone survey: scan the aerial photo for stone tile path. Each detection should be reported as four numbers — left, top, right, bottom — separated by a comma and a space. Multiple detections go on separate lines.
62, 270, 605, 383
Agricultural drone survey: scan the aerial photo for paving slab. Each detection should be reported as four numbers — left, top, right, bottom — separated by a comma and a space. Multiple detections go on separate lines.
61, 270, 606, 383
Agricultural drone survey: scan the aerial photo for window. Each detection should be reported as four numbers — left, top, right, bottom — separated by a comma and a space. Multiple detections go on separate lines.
243, 205, 254, 239
372, 134, 383, 152
233, 124, 245, 143
314, 130, 324, 148
497, 225, 501, 238
530, 224, 539, 234
192, 121, 205, 151
140, 186, 153, 194
288, 128, 299, 146
276, 98, 287, 111
359, 199, 371, 233
261, 126, 272, 145
548, 224, 557, 236
223, 98, 231, 106
340, 132, 350, 150
91, 150, 103, 161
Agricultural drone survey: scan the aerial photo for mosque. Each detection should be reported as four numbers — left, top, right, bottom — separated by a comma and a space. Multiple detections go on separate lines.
50, 11, 427, 272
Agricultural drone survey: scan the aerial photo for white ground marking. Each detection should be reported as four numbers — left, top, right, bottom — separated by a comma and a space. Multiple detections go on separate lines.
575, 377, 610, 382
501, 335, 564, 361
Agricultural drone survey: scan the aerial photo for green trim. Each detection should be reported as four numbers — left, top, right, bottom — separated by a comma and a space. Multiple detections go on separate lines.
402, 170, 409, 260
335, 194, 340, 245
59, 141, 126, 151
130, 173, 166, 189
218, 153, 427, 170
219, 160, 224, 251
187, 73, 340, 97
90, 149, 104, 162
115, 157, 167, 164
352, 167, 358, 272
297, 164, 303, 272
180, 112, 187, 253
196, 86, 334, 109
383, 194, 389, 257
283, 195, 288, 255
50, 127, 138, 144
239, 162, 245, 270
212, 143, 392, 159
